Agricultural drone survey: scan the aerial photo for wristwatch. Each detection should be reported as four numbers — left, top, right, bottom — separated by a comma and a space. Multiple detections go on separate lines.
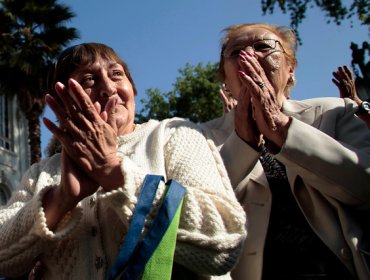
357, 101, 370, 115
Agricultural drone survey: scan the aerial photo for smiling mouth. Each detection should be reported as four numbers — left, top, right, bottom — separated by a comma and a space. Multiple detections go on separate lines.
103, 96, 125, 113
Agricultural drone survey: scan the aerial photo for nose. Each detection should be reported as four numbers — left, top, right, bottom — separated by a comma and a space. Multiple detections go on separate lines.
244, 46, 258, 58
99, 76, 116, 98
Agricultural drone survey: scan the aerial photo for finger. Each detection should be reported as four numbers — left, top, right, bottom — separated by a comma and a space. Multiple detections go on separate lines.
42, 113, 85, 153
238, 70, 263, 100
68, 79, 101, 122
239, 50, 268, 83
343, 65, 353, 79
55, 82, 81, 119
332, 78, 341, 89
43, 117, 71, 149
219, 88, 230, 113
45, 93, 71, 127
107, 112, 118, 133
239, 51, 262, 81
219, 88, 228, 103
64, 79, 109, 137
46, 92, 89, 142
240, 71, 279, 131
94, 101, 102, 115
332, 71, 341, 80
236, 85, 249, 109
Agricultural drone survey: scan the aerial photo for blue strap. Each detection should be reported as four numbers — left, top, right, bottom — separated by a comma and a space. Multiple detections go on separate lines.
106, 175, 164, 280
120, 179, 186, 280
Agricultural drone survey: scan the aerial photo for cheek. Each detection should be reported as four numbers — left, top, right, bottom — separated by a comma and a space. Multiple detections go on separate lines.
224, 60, 239, 76
224, 61, 242, 98
262, 54, 286, 85
263, 53, 282, 74
118, 82, 135, 101
87, 91, 98, 103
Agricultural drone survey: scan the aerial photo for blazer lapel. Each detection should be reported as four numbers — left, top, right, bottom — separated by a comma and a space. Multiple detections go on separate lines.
282, 99, 323, 127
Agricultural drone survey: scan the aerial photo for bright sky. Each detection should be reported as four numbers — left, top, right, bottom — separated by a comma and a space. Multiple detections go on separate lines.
40, 0, 369, 157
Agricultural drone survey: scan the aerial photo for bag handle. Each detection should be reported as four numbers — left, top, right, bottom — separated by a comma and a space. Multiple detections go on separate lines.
107, 175, 164, 280
106, 175, 186, 280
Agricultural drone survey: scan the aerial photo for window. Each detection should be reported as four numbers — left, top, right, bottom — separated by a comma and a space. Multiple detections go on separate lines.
0, 95, 12, 150
0, 183, 10, 205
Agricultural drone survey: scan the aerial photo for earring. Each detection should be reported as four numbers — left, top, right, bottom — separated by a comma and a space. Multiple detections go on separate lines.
222, 83, 232, 97
289, 75, 296, 86
220, 83, 237, 113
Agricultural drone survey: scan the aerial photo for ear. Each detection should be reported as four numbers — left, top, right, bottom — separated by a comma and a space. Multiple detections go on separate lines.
288, 63, 296, 82
288, 63, 295, 77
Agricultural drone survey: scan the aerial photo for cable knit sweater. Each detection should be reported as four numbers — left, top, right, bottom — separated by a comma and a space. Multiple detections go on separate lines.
0, 118, 246, 279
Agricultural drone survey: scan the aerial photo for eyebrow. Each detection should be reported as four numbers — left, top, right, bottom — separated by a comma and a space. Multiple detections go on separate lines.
108, 62, 122, 68
73, 62, 123, 73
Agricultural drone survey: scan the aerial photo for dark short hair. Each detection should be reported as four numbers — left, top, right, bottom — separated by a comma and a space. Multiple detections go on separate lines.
47, 42, 137, 96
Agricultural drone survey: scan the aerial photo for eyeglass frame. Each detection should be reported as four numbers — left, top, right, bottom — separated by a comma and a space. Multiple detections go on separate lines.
222, 39, 286, 59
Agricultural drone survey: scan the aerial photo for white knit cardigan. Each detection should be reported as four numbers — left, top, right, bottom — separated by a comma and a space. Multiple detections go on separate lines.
0, 118, 246, 279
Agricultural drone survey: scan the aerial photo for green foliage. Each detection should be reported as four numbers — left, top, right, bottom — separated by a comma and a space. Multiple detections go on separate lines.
136, 62, 223, 124
0, 0, 79, 99
261, 0, 369, 42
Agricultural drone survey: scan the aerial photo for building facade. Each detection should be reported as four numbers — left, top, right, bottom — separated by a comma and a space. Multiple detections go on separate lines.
0, 95, 30, 205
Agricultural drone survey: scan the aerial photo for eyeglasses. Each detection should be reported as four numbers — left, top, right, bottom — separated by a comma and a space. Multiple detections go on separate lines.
223, 39, 285, 58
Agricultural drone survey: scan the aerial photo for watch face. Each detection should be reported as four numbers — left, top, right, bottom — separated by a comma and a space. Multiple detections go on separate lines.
362, 101, 370, 111
358, 101, 370, 115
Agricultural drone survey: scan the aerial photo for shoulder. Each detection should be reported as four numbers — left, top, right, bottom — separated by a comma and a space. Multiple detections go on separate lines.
14, 154, 61, 195
137, 117, 199, 131
27, 154, 61, 176
159, 117, 202, 134
284, 97, 357, 115
200, 111, 234, 132
134, 117, 205, 145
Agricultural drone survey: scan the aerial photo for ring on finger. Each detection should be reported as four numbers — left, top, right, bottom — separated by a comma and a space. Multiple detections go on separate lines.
257, 81, 265, 89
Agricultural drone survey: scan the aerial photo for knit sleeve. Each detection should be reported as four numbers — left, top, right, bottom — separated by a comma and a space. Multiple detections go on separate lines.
0, 157, 83, 277
164, 121, 247, 276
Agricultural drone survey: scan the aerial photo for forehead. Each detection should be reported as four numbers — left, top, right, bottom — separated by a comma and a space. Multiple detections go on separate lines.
72, 57, 123, 74
227, 27, 281, 46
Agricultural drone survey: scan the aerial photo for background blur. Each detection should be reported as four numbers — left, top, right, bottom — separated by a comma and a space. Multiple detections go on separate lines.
40, 0, 369, 156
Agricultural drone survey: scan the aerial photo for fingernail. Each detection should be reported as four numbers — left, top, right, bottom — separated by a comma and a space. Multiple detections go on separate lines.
55, 82, 64, 91
238, 71, 246, 77
45, 94, 52, 102
69, 78, 78, 89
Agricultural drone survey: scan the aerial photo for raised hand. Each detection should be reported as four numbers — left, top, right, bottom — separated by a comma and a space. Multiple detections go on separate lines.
43, 79, 124, 191
219, 84, 238, 113
332, 65, 361, 105
237, 48, 291, 148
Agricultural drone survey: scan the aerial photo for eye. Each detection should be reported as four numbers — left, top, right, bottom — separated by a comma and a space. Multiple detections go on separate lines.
80, 75, 95, 87
111, 69, 125, 80
231, 48, 242, 57
113, 70, 124, 77
225, 47, 243, 58
253, 40, 275, 52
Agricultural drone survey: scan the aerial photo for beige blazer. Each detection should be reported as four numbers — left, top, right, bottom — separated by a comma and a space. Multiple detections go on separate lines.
201, 97, 370, 280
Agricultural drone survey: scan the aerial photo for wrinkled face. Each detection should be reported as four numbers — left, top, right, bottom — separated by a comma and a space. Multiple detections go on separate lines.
223, 27, 294, 105
70, 56, 135, 136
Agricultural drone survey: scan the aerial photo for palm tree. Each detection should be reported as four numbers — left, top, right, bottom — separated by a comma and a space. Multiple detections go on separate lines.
0, 0, 79, 164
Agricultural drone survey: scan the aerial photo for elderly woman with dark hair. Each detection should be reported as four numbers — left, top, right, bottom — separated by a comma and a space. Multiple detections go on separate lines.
0, 43, 246, 279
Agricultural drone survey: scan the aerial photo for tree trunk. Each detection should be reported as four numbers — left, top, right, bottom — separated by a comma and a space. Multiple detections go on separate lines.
26, 110, 42, 164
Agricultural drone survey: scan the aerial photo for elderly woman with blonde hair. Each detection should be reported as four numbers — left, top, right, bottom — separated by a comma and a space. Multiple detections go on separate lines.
202, 23, 370, 280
